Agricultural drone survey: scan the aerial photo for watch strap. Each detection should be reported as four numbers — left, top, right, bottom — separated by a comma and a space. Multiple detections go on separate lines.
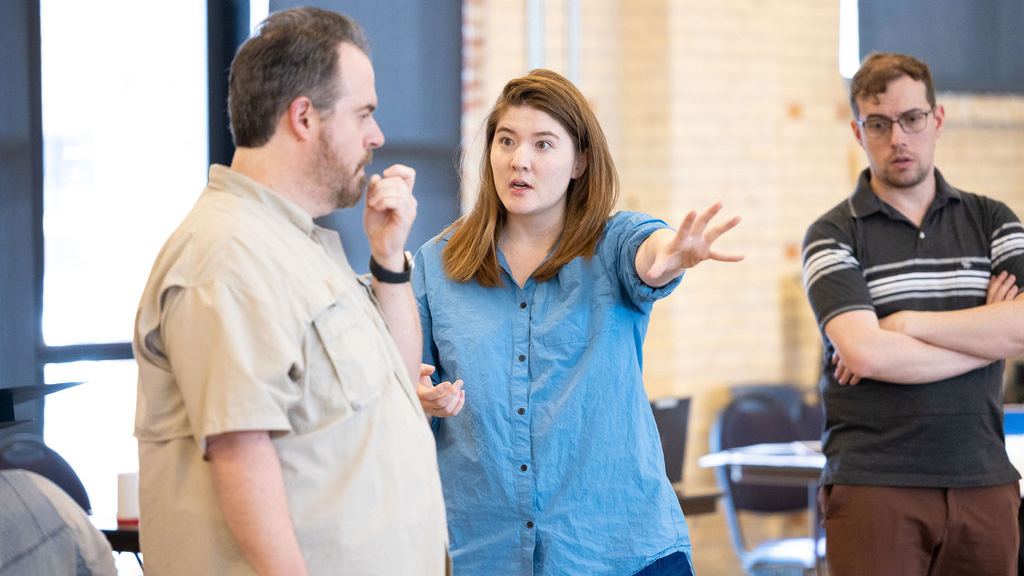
369, 251, 412, 283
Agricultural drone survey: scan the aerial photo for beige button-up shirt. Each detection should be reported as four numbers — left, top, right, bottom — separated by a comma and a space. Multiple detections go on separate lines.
134, 165, 447, 575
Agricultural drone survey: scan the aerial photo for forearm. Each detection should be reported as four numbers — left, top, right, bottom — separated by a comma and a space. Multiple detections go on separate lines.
373, 279, 422, 388
827, 310, 994, 384
363, 163, 420, 386
635, 205, 743, 285
885, 299, 1024, 360
207, 431, 308, 576
634, 229, 683, 287
846, 330, 991, 383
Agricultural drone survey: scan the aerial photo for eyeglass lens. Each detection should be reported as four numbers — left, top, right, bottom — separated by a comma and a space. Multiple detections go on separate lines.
862, 110, 930, 137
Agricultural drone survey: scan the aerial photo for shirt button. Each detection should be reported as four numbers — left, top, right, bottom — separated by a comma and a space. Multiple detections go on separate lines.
919, 231, 926, 239
520, 464, 528, 471
519, 301, 527, 309
518, 354, 526, 362
517, 408, 525, 415
526, 521, 534, 529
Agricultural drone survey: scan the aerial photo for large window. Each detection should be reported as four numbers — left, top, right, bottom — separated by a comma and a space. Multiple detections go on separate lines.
30, 0, 459, 526
40, 0, 208, 519
841, 0, 1024, 92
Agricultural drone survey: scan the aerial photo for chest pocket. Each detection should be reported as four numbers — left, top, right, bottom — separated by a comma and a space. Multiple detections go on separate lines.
539, 267, 618, 346
311, 293, 392, 412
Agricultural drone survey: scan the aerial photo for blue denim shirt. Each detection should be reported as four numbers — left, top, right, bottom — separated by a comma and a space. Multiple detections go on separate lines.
413, 211, 693, 576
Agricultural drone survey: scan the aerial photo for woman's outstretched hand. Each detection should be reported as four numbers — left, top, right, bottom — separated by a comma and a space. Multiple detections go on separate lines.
639, 202, 743, 286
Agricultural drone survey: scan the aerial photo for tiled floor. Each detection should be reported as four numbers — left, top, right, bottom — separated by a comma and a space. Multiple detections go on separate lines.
689, 508, 813, 576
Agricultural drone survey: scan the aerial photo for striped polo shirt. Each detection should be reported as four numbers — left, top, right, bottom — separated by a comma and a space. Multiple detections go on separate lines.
802, 168, 1024, 487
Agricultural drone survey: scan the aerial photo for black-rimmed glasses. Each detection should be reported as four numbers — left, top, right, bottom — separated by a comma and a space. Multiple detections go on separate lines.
856, 108, 933, 138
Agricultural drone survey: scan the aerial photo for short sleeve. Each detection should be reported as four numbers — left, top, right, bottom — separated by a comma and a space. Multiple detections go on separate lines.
801, 216, 874, 329
987, 199, 1024, 278
161, 281, 297, 445
603, 211, 683, 310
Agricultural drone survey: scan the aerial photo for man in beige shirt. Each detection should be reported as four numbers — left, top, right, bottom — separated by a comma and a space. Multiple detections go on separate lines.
133, 7, 447, 575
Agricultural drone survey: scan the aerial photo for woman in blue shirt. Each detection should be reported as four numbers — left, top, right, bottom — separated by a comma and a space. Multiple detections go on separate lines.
413, 69, 742, 576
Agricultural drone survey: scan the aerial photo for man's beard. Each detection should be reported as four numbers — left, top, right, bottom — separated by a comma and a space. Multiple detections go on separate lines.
313, 130, 372, 210
874, 144, 930, 190
879, 158, 929, 190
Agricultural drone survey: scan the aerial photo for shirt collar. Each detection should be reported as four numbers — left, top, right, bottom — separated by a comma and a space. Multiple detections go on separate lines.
206, 164, 317, 235
847, 167, 961, 220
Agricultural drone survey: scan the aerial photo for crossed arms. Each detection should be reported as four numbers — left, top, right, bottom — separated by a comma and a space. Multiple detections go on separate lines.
826, 271, 1024, 385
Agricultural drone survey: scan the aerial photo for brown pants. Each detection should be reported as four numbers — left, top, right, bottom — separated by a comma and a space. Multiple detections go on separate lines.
820, 483, 1020, 576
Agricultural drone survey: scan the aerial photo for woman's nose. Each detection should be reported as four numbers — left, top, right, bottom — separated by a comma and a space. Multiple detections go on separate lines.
509, 147, 528, 170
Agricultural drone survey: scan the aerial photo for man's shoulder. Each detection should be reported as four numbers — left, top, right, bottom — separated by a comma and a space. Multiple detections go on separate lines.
941, 185, 1024, 239
804, 198, 856, 244
952, 187, 1012, 212
935, 169, 1011, 212
188, 189, 313, 258
151, 190, 334, 306
812, 197, 855, 223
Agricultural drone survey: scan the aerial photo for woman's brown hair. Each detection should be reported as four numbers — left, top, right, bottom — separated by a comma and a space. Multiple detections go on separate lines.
442, 69, 619, 287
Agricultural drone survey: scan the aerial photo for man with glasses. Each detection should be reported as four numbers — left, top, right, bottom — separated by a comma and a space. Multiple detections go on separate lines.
802, 52, 1024, 575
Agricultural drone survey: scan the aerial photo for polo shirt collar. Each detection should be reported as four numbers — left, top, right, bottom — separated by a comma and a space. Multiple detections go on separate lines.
847, 167, 961, 220
207, 164, 317, 235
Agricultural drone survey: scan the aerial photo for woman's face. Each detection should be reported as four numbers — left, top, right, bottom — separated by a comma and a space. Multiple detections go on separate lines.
489, 105, 585, 226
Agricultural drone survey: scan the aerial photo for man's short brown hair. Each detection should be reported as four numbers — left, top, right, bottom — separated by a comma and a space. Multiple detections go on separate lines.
850, 52, 936, 117
228, 7, 369, 148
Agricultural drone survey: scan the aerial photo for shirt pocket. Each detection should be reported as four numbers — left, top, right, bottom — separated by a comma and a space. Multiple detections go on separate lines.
311, 299, 389, 412
539, 272, 618, 346
540, 297, 617, 346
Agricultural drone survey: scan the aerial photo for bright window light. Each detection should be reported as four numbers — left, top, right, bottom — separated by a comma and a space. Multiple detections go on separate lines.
39, 0, 208, 543
839, 0, 860, 79
40, 0, 208, 346
250, 0, 270, 33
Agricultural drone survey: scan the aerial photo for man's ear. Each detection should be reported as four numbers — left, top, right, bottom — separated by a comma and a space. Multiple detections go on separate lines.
933, 103, 946, 136
851, 119, 866, 150
286, 96, 316, 142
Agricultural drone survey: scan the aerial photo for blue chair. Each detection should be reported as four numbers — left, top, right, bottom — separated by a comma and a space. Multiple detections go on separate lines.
710, 391, 824, 575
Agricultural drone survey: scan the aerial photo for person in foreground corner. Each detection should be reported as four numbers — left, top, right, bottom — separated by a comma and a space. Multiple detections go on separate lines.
0, 469, 116, 576
414, 68, 743, 575
802, 52, 1024, 576
132, 7, 447, 575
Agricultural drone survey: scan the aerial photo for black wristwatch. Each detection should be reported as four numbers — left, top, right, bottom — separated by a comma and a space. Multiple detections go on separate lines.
369, 251, 413, 283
